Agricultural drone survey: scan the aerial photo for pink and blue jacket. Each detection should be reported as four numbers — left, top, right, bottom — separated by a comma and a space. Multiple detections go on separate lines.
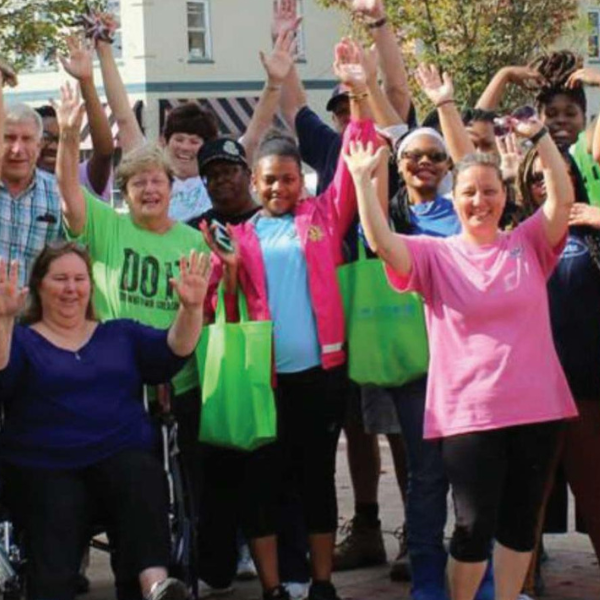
208, 118, 378, 370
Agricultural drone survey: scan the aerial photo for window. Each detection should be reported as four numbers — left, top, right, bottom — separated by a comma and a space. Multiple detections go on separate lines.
589, 9, 600, 60
106, 0, 123, 60
187, 1, 212, 60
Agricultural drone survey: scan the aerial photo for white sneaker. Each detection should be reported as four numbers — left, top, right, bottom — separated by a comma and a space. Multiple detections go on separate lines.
196, 579, 234, 599
236, 544, 258, 580
283, 582, 309, 600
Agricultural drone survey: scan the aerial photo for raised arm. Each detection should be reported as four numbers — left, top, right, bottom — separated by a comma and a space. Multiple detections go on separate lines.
416, 64, 475, 162
476, 66, 546, 111
95, 13, 145, 154
55, 83, 88, 236
242, 29, 295, 164
516, 120, 574, 246
60, 35, 114, 197
352, 0, 412, 123
0, 260, 27, 370
168, 251, 211, 356
344, 141, 411, 274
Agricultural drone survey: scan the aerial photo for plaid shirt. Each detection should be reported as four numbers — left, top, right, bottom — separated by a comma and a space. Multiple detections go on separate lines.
0, 169, 62, 286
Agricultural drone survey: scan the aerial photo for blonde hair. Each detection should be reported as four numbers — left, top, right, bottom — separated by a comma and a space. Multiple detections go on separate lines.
115, 144, 175, 196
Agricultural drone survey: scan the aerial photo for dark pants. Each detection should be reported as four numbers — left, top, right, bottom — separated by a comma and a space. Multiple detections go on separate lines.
3, 449, 171, 600
441, 421, 563, 562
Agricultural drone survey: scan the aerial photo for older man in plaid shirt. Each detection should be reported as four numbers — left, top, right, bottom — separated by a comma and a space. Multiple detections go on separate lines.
0, 96, 62, 286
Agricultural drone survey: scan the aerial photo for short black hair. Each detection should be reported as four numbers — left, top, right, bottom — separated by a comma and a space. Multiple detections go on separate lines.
163, 102, 219, 143
462, 107, 496, 126
35, 105, 57, 119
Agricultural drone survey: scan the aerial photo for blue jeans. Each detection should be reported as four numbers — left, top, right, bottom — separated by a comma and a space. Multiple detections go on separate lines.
389, 377, 448, 561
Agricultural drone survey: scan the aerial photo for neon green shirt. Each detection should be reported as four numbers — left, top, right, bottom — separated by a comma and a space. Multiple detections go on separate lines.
571, 131, 600, 207
67, 190, 208, 394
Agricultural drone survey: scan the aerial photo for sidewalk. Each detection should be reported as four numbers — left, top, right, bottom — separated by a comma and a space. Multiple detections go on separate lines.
85, 437, 599, 599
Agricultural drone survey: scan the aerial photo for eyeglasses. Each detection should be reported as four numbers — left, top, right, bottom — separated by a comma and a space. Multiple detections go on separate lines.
400, 149, 448, 164
528, 172, 545, 186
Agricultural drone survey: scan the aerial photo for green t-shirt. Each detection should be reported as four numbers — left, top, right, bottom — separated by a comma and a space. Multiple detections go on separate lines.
67, 190, 208, 394
571, 131, 600, 207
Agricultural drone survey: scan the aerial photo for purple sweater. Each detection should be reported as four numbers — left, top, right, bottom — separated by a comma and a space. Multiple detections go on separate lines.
0, 320, 187, 469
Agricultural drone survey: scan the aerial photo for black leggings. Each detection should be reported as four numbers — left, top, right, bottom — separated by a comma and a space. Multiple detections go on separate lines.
441, 420, 563, 562
3, 449, 171, 600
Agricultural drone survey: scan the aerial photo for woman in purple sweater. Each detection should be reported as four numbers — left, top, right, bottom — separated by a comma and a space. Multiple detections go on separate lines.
0, 242, 210, 600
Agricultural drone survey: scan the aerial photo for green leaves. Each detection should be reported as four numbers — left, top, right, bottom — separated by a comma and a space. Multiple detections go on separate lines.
316, 0, 581, 112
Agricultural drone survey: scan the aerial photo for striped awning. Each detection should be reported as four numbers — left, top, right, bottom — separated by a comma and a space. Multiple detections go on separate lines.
159, 97, 287, 139
79, 100, 144, 151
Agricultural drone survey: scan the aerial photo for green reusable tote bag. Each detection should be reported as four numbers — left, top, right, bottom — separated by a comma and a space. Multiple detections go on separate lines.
337, 243, 429, 387
196, 286, 276, 451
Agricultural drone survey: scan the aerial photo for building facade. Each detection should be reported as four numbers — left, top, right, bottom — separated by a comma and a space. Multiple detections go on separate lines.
8, 0, 346, 141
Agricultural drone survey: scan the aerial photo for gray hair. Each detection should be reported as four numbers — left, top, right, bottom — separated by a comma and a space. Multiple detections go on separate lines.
5, 104, 44, 141
452, 152, 504, 190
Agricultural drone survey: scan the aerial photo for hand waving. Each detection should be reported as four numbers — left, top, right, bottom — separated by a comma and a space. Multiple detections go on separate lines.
416, 63, 454, 107
333, 38, 367, 92
54, 82, 86, 134
0, 260, 28, 319
351, 0, 385, 20
260, 29, 296, 85
566, 68, 600, 89
343, 140, 387, 180
271, 0, 302, 44
495, 133, 523, 181
59, 35, 94, 82
170, 251, 212, 310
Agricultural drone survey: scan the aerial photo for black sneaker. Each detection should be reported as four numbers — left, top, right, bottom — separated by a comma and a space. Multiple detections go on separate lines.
308, 581, 340, 600
263, 585, 291, 600
146, 578, 190, 600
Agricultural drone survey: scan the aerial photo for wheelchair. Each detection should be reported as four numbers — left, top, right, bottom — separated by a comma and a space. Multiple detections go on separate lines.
0, 385, 199, 599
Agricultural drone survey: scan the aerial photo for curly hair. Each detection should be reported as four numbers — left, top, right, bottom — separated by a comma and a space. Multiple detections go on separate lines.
530, 50, 586, 114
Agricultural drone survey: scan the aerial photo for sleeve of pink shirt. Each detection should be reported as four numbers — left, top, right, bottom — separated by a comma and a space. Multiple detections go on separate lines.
384, 235, 442, 301
513, 209, 566, 278
78, 160, 113, 202
316, 118, 378, 237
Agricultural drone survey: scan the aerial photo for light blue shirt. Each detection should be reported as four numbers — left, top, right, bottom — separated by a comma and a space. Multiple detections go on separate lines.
410, 195, 461, 237
168, 176, 212, 223
255, 214, 321, 373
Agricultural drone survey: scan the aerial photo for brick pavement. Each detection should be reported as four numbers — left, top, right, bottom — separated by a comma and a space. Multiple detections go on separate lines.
84, 438, 599, 600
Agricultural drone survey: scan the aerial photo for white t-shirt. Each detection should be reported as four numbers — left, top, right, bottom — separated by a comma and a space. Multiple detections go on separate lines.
168, 175, 212, 222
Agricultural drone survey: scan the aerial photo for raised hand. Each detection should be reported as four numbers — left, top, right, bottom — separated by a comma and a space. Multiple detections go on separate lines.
495, 132, 523, 181
59, 35, 94, 82
569, 203, 600, 229
358, 44, 378, 87
0, 59, 17, 88
170, 251, 212, 310
0, 260, 28, 319
416, 63, 454, 107
271, 0, 302, 44
351, 0, 385, 20
333, 38, 367, 92
260, 29, 296, 86
343, 140, 387, 180
54, 82, 86, 134
566, 68, 600, 89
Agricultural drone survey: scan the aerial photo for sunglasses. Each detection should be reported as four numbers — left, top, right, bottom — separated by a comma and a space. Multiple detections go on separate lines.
400, 149, 448, 164
528, 172, 545, 186
494, 105, 537, 137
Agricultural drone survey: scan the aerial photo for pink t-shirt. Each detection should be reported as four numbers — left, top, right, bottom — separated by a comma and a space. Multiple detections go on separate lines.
386, 210, 578, 439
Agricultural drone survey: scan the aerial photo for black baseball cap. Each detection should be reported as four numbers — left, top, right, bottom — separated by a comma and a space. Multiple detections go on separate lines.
198, 138, 248, 174
326, 84, 351, 112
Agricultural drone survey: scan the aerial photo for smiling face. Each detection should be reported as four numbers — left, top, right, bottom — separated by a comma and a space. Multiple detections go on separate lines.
3, 118, 42, 189
539, 93, 585, 150
165, 132, 203, 178
203, 160, 252, 214
453, 164, 506, 243
397, 135, 450, 199
39, 253, 92, 323
253, 155, 304, 216
125, 166, 172, 228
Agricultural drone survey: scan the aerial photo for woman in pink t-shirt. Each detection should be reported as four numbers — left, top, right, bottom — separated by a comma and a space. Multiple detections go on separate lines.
341, 77, 578, 599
